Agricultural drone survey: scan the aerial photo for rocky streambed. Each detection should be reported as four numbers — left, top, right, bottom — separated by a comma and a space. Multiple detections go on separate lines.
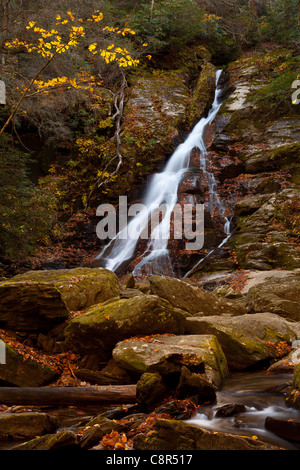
0, 267, 300, 450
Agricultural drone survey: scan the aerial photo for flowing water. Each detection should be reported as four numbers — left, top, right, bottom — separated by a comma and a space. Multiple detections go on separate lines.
97, 69, 231, 276
1, 372, 299, 450
187, 371, 300, 449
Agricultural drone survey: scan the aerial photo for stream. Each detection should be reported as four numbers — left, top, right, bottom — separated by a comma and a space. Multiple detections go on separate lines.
1, 371, 299, 450
188, 371, 300, 450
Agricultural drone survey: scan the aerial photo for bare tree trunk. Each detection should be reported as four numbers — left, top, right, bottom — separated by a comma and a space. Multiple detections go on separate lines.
0, 385, 137, 406
1, 0, 10, 75
150, 0, 155, 22
85, 72, 127, 207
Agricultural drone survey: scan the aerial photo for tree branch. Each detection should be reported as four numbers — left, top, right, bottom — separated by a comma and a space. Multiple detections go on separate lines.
85, 71, 127, 208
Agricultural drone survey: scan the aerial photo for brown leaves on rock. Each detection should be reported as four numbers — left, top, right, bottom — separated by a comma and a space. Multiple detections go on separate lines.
0, 328, 80, 384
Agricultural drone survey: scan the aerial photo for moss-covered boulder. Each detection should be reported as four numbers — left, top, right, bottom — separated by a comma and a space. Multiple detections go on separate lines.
0, 267, 119, 331
185, 312, 297, 370
13, 430, 79, 450
246, 275, 300, 321
133, 418, 278, 450
0, 342, 58, 386
136, 372, 168, 411
64, 295, 185, 358
112, 334, 228, 388
0, 412, 59, 439
149, 275, 245, 316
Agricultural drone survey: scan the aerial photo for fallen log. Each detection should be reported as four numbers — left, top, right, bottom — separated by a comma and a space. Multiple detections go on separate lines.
0, 385, 137, 406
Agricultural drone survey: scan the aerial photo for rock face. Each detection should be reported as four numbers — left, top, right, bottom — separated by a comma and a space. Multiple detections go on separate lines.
246, 275, 300, 321
184, 312, 296, 370
64, 295, 185, 357
0, 268, 119, 331
192, 47, 300, 274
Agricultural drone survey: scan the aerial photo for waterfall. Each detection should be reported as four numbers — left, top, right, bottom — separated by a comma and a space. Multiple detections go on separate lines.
96, 69, 230, 275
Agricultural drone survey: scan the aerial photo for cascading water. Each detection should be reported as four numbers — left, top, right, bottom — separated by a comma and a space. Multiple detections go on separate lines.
97, 69, 231, 276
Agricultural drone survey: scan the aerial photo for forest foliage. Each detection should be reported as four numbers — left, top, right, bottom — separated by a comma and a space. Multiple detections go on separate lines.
0, 0, 299, 266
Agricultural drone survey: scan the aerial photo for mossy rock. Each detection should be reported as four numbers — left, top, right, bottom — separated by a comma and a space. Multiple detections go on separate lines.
0, 412, 59, 439
133, 418, 278, 450
136, 372, 168, 411
185, 312, 297, 370
112, 334, 229, 388
246, 276, 300, 321
149, 275, 245, 316
64, 295, 185, 357
188, 62, 217, 126
13, 430, 79, 450
245, 143, 300, 173
0, 267, 119, 331
0, 342, 58, 386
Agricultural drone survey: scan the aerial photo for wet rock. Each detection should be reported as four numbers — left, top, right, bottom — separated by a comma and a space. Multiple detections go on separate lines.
265, 416, 300, 443
0, 267, 120, 331
113, 334, 229, 388
185, 312, 297, 370
189, 62, 217, 126
0, 412, 59, 439
133, 418, 278, 450
64, 295, 185, 357
215, 403, 247, 418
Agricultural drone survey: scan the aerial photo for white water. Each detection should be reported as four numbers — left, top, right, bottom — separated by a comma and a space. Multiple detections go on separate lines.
187, 372, 300, 449
97, 69, 230, 275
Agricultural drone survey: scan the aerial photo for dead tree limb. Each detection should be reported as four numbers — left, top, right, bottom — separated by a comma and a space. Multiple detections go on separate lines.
0, 385, 137, 406
85, 71, 127, 208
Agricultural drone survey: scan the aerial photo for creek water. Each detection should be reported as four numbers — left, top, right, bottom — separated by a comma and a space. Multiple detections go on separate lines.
97, 69, 231, 276
188, 371, 300, 450
1, 371, 299, 450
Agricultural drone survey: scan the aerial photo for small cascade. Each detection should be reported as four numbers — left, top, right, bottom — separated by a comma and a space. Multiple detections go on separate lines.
97, 69, 231, 276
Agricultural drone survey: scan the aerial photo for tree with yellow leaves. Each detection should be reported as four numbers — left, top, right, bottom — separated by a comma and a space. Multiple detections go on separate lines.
0, 9, 139, 137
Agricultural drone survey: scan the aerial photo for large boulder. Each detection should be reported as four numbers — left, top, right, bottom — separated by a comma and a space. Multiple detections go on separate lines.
149, 275, 245, 316
0, 412, 59, 439
184, 312, 297, 370
0, 268, 119, 331
64, 295, 185, 358
133, 418, 278, 450
0, 342, 58, 386
246, 275, 300, 321
113, 334, 229, 388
